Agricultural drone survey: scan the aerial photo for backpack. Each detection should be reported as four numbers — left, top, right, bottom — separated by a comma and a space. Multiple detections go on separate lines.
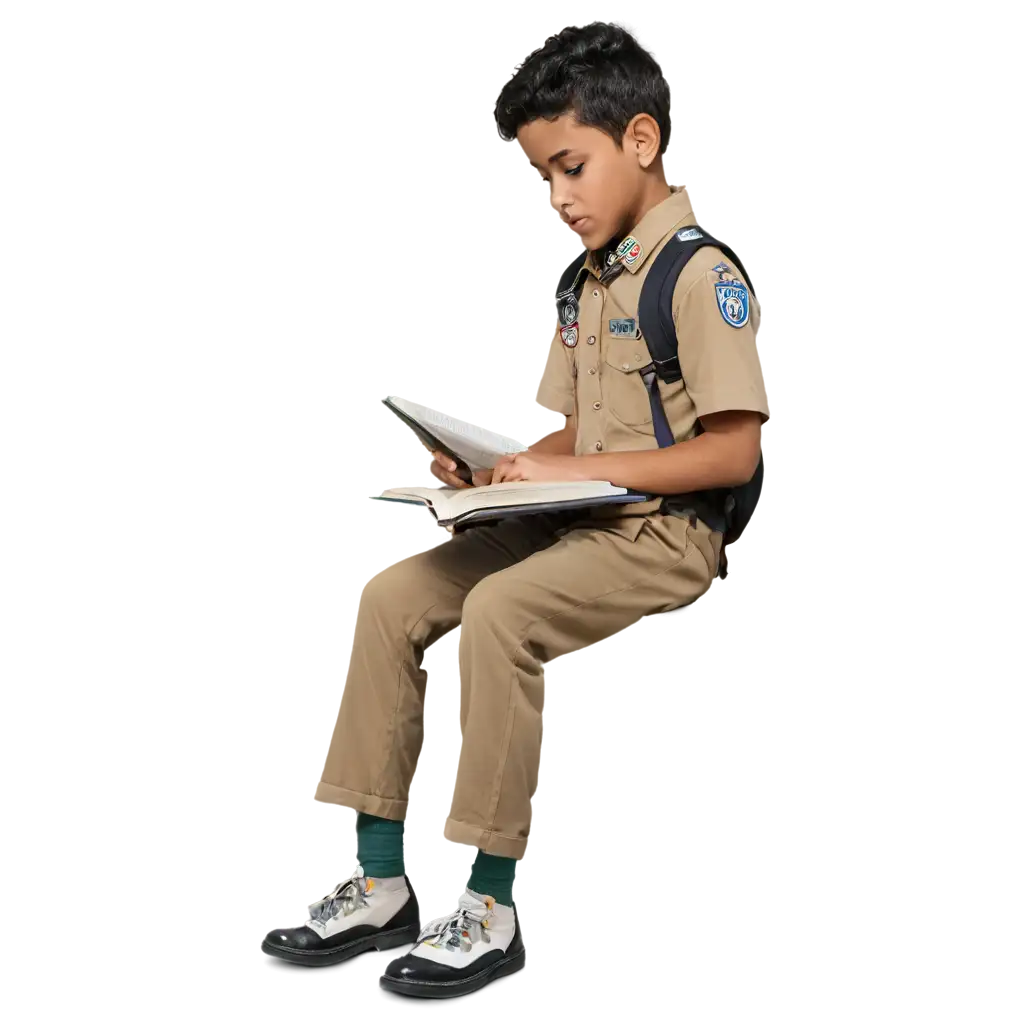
556, 226, 763, 579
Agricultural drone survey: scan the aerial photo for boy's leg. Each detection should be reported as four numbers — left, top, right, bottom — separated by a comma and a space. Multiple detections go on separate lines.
378, 510, 720, 996
444, 510, 721, 858
314, 509, 587, 820
263, 509, 585, 968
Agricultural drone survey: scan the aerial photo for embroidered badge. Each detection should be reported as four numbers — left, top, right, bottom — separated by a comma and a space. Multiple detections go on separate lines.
715, 279, 749, 328
614, 235, 643, 265
676, 227, 704, 242
556, 291, 578, 327
560, 323, 579, 347
712, 262, 737, 286
608, 318, 637, 337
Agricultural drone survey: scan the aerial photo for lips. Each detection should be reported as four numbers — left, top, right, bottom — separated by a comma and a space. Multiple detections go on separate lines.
569, 217, 590, 232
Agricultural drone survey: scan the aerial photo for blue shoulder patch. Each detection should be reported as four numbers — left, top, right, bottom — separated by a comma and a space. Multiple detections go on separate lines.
715, 278, 749, 328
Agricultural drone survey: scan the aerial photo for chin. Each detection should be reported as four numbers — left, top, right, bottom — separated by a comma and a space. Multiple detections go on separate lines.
579, 225, 609, 249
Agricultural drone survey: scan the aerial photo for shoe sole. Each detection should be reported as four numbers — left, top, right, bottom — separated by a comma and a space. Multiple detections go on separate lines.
261, 922, 420, 967
378, 947, 526, 998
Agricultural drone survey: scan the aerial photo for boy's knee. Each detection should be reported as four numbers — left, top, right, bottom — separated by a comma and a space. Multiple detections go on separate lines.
360, 561, 423, 614
462, 575, 527, 630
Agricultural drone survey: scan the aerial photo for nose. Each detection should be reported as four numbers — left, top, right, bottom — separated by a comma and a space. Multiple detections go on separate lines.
550, 180, 574, 219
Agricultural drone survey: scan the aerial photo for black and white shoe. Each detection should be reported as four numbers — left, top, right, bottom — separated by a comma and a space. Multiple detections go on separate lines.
380, 887, 525, 998
262, 866, 420, 966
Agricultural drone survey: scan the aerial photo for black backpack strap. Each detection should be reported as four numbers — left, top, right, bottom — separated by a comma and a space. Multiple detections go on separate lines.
553, 250, 589, 347
637, 226, 755, 384
635, 226, 762, 579
636, 224, 754, 429
555, 251, 588, 315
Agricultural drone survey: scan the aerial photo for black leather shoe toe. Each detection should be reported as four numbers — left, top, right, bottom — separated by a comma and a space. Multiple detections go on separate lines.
379, 903, 525, 998
261, 875, 421, 967
264, 925, 323, 953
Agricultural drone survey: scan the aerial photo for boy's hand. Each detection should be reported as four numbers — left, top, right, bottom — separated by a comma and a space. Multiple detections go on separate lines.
490, 451, 592, 484
429, 449, 493, 489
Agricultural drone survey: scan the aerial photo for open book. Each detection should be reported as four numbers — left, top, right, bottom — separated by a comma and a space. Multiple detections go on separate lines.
383, 395, 530, 483
372, 480, 651, 529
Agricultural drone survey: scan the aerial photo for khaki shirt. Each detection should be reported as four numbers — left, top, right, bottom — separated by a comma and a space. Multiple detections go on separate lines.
535, 184, 770, 519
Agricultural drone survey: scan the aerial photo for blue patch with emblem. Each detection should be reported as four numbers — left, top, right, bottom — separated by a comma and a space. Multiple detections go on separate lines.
715, 279, 749, 328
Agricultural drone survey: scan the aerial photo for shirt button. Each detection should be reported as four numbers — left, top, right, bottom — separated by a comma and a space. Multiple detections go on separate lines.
595, 441, 603, 451
593, 401, 601, 410
592, 289, 599, 297
587, 367, 596, 375
622, 362, 630, 370
587, 335, 596, 345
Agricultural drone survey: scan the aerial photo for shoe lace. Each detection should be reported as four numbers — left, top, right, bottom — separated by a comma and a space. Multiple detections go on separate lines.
417, 891, 495, 953
307, 866, 372, 925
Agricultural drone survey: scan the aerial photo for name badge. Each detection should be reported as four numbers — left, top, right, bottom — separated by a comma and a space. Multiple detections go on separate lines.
608, 318, 638, 338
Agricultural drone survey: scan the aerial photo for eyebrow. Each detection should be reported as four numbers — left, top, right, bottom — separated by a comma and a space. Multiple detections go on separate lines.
529, 148, 574, 170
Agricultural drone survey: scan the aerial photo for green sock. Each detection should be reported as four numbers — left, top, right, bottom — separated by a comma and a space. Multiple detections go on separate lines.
355, 812, 405, 878
467, 849, 516, 907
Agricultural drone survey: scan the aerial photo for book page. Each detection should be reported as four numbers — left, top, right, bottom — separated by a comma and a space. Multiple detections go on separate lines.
386, 395, 529, 471
446, 480, 627, 515
399, 389, 561, 442
380, 480, 628, 520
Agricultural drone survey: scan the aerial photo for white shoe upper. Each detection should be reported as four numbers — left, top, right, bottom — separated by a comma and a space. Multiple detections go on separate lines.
303, 866, 410, 939
408, 887, 515, 968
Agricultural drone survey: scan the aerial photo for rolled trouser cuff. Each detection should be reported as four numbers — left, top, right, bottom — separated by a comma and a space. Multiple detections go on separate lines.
314, 781, 408, 821
443, 815, 527, 859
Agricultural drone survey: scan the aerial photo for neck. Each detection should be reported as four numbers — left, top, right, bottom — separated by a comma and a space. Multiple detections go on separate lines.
622, 174, 672, 238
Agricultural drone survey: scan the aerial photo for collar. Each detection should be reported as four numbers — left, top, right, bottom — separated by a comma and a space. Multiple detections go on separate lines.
584, 184, 696, 280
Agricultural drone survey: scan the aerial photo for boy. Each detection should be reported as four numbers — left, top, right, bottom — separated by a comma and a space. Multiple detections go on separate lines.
262, 20, 768, 998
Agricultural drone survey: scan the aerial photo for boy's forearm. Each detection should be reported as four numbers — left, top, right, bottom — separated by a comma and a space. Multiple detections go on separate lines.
578, 426, 759, 493
527, 423, 576, 456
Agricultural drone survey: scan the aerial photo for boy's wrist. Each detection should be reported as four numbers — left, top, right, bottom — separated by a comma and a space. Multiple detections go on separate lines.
572, 453, 602, 481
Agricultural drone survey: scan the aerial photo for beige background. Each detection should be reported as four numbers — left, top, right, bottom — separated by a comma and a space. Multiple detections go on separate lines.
4, 6, 1019, 1015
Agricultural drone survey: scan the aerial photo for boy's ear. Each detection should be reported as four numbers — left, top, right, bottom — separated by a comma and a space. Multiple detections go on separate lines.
626, 113, 661, 169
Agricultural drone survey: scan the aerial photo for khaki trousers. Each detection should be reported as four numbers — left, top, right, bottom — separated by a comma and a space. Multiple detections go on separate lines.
315, 508, 721, 859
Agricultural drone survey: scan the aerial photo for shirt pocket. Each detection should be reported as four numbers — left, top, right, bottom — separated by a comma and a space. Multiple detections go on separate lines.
601, 335, 658, 430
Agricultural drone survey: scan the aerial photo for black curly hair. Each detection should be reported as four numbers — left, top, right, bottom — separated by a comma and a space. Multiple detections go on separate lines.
494, 22, 671, 154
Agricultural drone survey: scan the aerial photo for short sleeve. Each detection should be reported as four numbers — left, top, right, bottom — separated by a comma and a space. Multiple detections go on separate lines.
671, 262, 769, 423
535, 321, 575, 415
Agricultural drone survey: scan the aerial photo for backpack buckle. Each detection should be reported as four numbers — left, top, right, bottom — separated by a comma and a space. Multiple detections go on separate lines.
654, 355, 683, 384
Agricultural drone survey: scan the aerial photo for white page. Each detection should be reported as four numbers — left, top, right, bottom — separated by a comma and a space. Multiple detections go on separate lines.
385, 391, 528, 471
382, 481, 625, 502
380, 480, 628, 519
399, 389, 561, 442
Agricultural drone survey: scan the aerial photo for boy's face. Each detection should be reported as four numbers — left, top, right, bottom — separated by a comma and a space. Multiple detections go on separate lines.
517, 112, 647, 251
